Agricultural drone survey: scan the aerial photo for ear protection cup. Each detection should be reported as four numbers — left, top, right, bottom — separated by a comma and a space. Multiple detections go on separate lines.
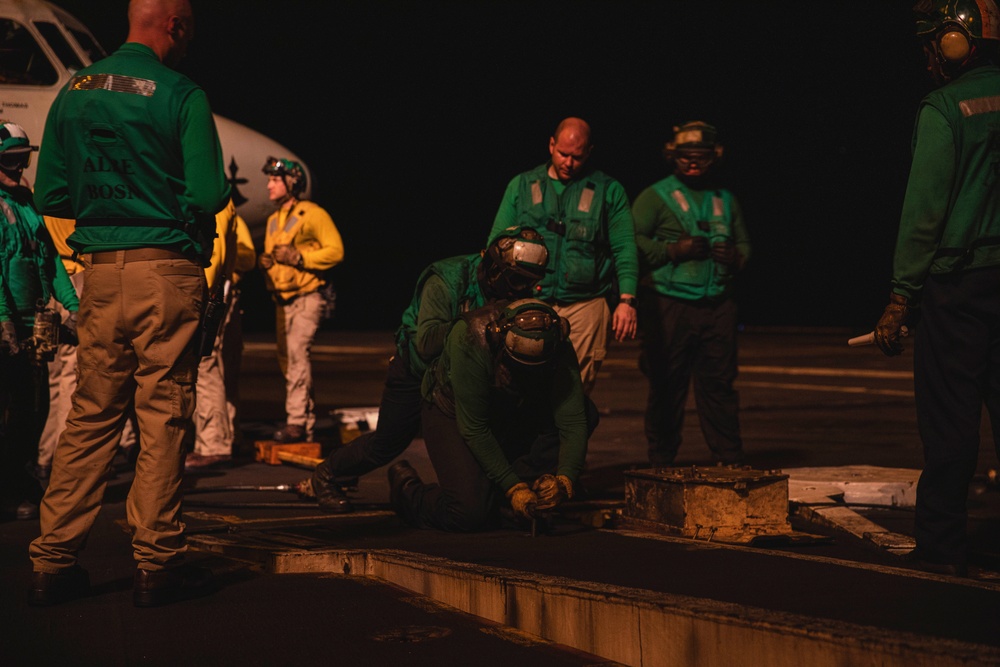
939, 28, 972, 61
557, 314, 570, 341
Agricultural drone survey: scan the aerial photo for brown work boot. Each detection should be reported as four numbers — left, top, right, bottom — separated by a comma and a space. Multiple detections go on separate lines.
16, 500, 39, 520
274, 424, 307, 443
29, 565, 91, 606
133, 563, 215, 608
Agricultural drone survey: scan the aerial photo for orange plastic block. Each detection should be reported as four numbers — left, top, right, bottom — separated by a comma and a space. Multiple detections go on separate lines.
254, 440, 322, 466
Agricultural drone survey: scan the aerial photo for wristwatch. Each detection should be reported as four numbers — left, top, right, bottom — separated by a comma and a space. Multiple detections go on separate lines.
619, 296, 637, 307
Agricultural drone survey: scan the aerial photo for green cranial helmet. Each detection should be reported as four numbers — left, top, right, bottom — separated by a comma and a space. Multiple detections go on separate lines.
491, 298, 568, 366
914, 0, 1000, 66
0, 121, 38, 172
482, 226, 550, 299
0, 121, 37, 154
262, 156, 307, 196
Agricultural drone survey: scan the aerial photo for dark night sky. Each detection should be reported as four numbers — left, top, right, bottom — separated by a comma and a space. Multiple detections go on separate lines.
49, 0, 928, 334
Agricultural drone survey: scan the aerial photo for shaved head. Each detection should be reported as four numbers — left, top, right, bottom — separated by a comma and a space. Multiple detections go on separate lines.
552, 117, 592, 147
128, 0, 191, 28
548, 117, 593, 182
127, 0, 194, 67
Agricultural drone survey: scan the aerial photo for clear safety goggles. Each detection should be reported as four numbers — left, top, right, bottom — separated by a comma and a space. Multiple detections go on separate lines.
509, 310, 557, 331
674, 149, 716, 169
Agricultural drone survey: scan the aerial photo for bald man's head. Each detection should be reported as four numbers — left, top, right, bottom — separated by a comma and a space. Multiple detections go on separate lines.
552, 118, 591, 145
548, 117, 592, 183
127, 0, 194, 67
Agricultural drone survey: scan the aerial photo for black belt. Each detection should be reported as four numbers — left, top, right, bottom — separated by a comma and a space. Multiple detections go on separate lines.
90, 247, 190, 264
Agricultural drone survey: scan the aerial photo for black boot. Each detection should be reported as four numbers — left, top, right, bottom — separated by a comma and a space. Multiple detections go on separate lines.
274, 424, 306, 443
387, 460, 422, 524
311, 458, 354, 514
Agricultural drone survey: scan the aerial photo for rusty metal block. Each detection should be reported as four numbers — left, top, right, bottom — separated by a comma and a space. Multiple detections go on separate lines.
622, 466, 792, 543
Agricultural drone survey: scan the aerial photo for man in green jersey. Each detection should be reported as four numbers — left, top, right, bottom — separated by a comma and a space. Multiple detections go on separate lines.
28, 0, 230, 607
874, 0, 1000, 578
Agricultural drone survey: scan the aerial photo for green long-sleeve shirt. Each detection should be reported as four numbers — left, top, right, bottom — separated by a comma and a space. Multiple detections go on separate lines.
396, 254, 485, 378
424, 318, 588, 492
891, 65, 1000, 301
0, 186, 78, 325
34, 43, 230, 262
413, 274, 472, 365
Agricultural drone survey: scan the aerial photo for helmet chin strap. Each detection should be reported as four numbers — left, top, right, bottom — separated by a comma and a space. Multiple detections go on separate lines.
275, 185, 298, 208
0, 167, 21, 189
928, 48, 967, 84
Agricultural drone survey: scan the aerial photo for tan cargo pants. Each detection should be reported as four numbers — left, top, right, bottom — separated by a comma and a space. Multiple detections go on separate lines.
30, 250, 204, 572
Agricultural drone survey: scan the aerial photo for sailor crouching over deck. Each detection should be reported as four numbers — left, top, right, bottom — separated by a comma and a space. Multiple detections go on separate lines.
389, 299, 598, 532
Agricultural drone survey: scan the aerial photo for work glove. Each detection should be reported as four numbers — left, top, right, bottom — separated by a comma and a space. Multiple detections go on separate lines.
874, 293, 909, 357
61, 310, 79, 346
505, 482, 538, 520
1, 320, 19, 355
711, 239, 740, 267
532, 474, 574, 511
273, 244, 303, 268
257, 252, 275, 270
666, 234, 709, 263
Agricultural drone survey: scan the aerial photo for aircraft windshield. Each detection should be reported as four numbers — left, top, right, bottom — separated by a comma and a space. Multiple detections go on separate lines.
47, 5, 106, 63
64, 26, 105, 63
0, 18, 57, 85
34, 21, 84, 72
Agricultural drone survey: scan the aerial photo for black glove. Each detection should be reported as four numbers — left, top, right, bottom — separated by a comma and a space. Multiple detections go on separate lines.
258, 252, 275, 270
711, 239, 740, 267
1, 320, 19, 355
61, 311, 79, 346
874, 294, 909, 357
667, 234, 710, 262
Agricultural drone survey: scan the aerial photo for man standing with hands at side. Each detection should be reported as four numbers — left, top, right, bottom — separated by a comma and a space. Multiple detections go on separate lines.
28, 0, 230, 607
486, 117, 638, 396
